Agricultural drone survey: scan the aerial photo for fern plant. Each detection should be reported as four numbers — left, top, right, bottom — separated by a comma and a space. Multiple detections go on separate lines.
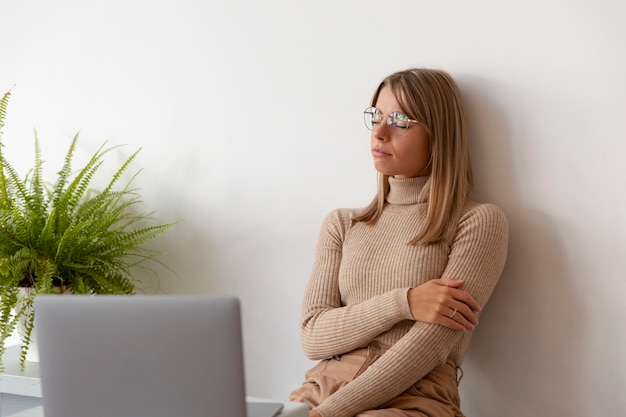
0, 90, 177, 370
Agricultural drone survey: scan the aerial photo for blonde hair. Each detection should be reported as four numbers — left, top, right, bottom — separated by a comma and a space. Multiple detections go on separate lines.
352, 68, 474, 245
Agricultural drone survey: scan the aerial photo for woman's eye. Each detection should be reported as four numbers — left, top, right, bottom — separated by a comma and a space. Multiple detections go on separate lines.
392, 114, 409, 127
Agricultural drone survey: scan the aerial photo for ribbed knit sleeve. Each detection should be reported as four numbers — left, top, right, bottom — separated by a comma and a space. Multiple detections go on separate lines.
300, 209, 413, 360
313, 203, 509, 417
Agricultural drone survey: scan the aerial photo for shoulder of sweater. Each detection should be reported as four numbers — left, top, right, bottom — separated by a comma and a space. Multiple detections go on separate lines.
460, 200, 509, 229
324, 207, 360, 225
319, 207, 361, 236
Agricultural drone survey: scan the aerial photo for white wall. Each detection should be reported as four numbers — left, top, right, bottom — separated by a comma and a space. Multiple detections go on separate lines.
2, 1, 625, 415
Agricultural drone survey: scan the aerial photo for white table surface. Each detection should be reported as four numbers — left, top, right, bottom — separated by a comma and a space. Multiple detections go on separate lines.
0, 342, 41, 398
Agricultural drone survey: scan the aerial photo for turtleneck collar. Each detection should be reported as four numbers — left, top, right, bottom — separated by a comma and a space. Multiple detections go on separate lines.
386, 176, 430, 205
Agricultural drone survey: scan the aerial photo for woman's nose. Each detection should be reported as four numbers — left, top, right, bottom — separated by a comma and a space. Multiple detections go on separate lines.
373, 119, 392, 141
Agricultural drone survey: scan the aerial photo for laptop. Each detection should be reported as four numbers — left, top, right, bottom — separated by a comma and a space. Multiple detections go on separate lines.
34, 295, 284, 417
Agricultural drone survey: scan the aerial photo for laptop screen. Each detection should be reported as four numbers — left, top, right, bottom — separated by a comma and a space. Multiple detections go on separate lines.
35, 295, 248, 417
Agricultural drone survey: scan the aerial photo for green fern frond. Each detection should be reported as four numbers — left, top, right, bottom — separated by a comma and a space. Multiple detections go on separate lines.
30, 133, 47, 211
49, 133, 79, 206
0, 90, 14, 216
0, 287, 18, 372
102, 148, 140, 195
0, 92, 179, 371
0, 89, 11, 143
15, 295, 36, 368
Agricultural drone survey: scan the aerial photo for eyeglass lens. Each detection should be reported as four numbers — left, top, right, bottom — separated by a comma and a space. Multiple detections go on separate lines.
363, 107, 410, 135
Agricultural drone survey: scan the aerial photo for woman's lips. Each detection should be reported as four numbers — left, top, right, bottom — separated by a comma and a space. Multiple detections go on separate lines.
372, 148, 391, 157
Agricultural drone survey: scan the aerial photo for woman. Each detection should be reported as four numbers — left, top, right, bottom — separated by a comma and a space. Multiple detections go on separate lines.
289, 68, 509, 417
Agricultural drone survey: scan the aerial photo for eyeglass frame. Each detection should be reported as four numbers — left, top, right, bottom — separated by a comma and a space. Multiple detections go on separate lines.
363, 106, 420, 136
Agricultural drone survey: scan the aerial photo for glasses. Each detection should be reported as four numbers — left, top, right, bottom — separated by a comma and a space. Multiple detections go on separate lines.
363, 106, 419, 136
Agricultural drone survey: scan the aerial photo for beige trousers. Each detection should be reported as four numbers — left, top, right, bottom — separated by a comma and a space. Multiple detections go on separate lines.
289, 342, 464, 417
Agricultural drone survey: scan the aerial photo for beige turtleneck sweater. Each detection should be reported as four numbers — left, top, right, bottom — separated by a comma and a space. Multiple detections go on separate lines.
299, 176, 509, 417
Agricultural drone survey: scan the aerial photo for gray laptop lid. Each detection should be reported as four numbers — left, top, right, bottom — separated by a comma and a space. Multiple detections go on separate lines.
35, 295, 248, 417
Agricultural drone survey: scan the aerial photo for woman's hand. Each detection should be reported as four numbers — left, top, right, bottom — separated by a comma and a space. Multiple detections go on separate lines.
407, 279, 481, 331
309, 409, 322, 417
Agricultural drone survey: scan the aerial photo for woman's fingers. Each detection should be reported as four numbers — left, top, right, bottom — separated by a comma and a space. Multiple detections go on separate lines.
407, 280, 482, 331
431, 278, 465, 289
408, 283, 478, 331
434, 279, 482, 313
439, 305, 466, 331
450, 287, 482, 313
443, 303, 477, 330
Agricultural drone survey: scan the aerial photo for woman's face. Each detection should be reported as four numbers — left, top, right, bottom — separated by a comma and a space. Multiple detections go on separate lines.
370, 86, 431, 178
